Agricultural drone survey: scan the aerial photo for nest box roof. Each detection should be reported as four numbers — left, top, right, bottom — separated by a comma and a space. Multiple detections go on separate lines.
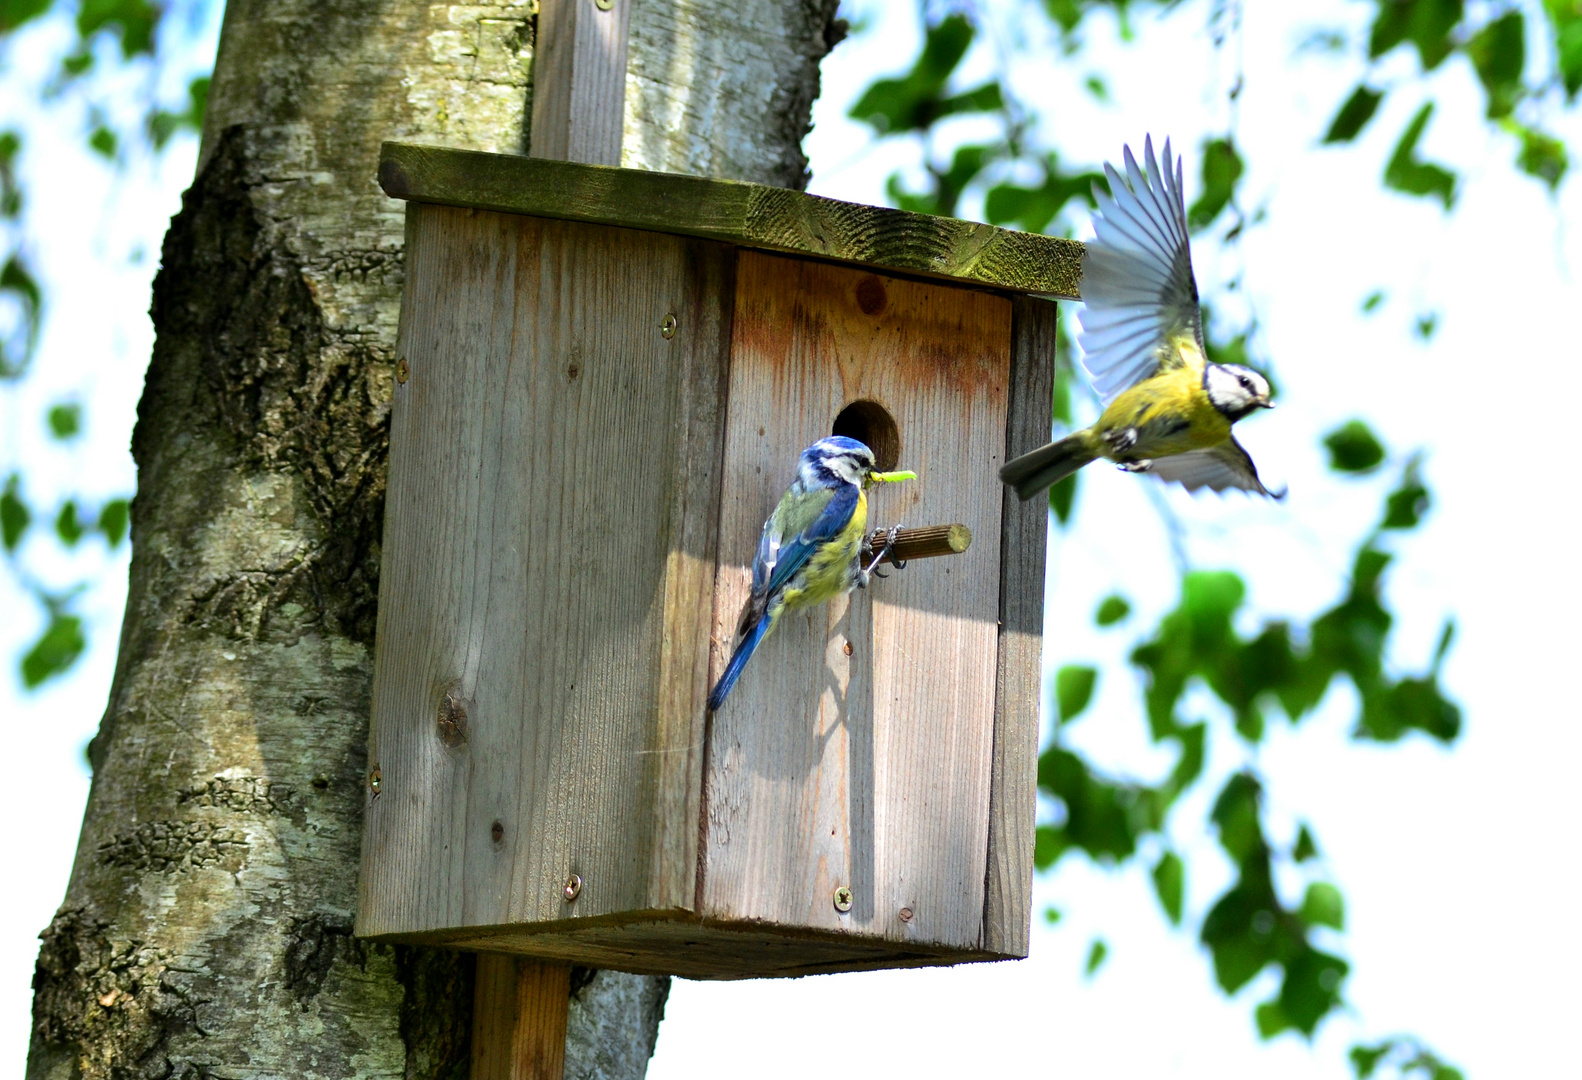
379, 141, 1084, 300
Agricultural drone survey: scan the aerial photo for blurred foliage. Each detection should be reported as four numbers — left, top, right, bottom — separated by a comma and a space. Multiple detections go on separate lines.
1, 0, 206, 689
1352, 1037, 1467, 1080
847, 1, 1493, 1069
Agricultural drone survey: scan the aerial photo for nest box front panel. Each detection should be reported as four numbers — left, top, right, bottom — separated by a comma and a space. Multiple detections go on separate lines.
359, 205, 730, 940
704, 251, 1012, 952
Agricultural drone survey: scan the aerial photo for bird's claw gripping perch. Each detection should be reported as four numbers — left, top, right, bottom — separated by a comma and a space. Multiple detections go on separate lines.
864, 524, 906, 578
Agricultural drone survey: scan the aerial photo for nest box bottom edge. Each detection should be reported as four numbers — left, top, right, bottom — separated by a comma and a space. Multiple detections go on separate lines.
355, 912, 1025, 980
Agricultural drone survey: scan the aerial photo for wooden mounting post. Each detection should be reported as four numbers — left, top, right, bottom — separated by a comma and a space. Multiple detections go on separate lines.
529, 0, 633, 165
472, 955, 572, 1080
471, 1, 633, 1071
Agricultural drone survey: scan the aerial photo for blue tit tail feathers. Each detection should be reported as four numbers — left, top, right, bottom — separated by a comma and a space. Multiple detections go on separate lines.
1000, 431, 1100, 501
707, 607, 776, 712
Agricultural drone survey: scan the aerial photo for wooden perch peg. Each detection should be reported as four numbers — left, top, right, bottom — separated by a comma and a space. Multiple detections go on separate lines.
861, 523, 972, 567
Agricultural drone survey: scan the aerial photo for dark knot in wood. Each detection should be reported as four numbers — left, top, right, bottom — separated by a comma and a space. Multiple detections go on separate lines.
437, 687, 469, 748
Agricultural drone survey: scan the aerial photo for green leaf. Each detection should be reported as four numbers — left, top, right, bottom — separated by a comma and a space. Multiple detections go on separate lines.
984, 152, 1103, 234
0, 254, 42, 378
1210, 771, 1265, 864
1369, 0, 1464, 71
56, 501, 84, 546
1187, 137, 1243, 230
77, 0, 161, 58
1055, 664, 1098, 722
1324, 420, 1387, 474
1083, 937, 1108, 975
849, 15, 1001, 135
1508, 122, 1569, 190
1152, 850, 1184, 924
1275, 947, 1349, 1036
1414, 312, 1439, 339
0, 0, 52, 33
1323, 85, 1385, 143
1384, 103, 1457, 209
21, 611, 85, 688
1042, 905, 1062, 924
1293, 823, 1319, 862
97, 498, 130, 547
47, 402, 82, 440
148, 76, 211, 150
1551, 0, 1582, 99
0, 129, 21, 219
88, 125, 118, 159
1, 473, 30, 551
1351, 1040, 1394, 1079
1095, 594, 1131, 627
1301, 882, 1346, 929
1466, 10, 1525, 119
1361, 290, 1386, 313
1381, 458, 1430, 529
1050, 472, 1078, 525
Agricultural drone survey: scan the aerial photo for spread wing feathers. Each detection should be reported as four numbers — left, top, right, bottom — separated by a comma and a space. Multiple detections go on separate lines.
1076, 135, 1204, 405
1145, 439, 1285, 499
753, 483, 858, 603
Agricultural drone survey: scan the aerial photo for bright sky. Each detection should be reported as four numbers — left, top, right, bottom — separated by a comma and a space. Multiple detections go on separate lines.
2, 2, 1579, 1077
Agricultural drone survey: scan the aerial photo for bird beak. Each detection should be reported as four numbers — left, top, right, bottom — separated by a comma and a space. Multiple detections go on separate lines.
1260, 400, 1275, 410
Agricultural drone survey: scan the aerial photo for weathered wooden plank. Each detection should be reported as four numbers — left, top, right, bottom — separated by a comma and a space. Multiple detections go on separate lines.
472, 955, 571, 1080
980, 294, 1055, 958
378, 141, 1084, 299
357, 205, 731, 938
529, 0, 633, 165
701, 253, 1011, 952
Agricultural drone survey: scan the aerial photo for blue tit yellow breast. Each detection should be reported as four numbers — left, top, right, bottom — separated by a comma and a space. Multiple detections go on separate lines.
1095, 360, 1232, 460
778, 488, 867, 612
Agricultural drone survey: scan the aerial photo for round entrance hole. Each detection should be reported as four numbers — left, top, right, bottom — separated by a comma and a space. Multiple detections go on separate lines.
831, 400, 900, 472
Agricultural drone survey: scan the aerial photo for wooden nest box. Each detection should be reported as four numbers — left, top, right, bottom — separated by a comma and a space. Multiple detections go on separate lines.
356, 142, 1082, 979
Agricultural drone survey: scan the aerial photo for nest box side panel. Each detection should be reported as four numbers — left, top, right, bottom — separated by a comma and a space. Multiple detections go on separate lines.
703, 251, 1011, 954
357, 205, 732, 940
981, 295, 1056, 959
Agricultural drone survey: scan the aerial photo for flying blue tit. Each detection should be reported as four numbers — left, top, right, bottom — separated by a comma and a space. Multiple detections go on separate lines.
1000, 136, 1281, 501
707, 435, 914, 713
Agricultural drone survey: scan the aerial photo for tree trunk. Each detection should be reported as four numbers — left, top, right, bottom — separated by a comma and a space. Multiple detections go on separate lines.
26, 2, 842, 1077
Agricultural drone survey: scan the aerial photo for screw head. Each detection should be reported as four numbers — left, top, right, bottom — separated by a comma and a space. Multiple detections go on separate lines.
833, 886, 853, 913
368, 768, 383, 796
594, 0, 613, 10
898, 907, 914, 923
660, 313, 678, 339
564, 874, 583, 902
395, 359, 409, 384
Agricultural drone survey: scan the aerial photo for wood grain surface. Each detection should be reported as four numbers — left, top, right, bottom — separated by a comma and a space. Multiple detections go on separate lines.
357, 204, 733, 938
529, 0, 632, 165
378, 141, 1084, 299
981, 295, 1055, 958
701, 252, 1012, 953
472, 956, 572, 1080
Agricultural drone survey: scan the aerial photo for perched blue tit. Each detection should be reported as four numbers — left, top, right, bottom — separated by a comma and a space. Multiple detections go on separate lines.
1000, 136, 1281, 501
707, 436, 914, 713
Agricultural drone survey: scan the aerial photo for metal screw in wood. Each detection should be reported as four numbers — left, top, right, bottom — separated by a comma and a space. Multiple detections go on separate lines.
594, 0, 613, 10
368, 768, 383, 796
563, 874, 583, 902
833, 886, 853, 913
660, 313, 677, 338
898, 907, 914, 923
395, 359, 409, 384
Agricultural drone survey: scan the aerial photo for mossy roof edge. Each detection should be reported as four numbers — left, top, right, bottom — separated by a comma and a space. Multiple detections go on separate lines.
379, 141, 1083, 299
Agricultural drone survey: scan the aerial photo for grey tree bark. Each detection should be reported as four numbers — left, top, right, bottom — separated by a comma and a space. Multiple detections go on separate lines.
26, 2, 843, 1077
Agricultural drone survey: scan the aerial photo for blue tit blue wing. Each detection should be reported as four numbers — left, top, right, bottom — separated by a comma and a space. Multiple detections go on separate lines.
1145, 438, 1284, 499
1077, 135, 1205, 405
764, 482, 859, 598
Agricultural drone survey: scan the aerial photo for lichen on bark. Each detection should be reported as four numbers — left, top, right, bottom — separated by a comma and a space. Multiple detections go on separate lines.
28, 2, 847, 1078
